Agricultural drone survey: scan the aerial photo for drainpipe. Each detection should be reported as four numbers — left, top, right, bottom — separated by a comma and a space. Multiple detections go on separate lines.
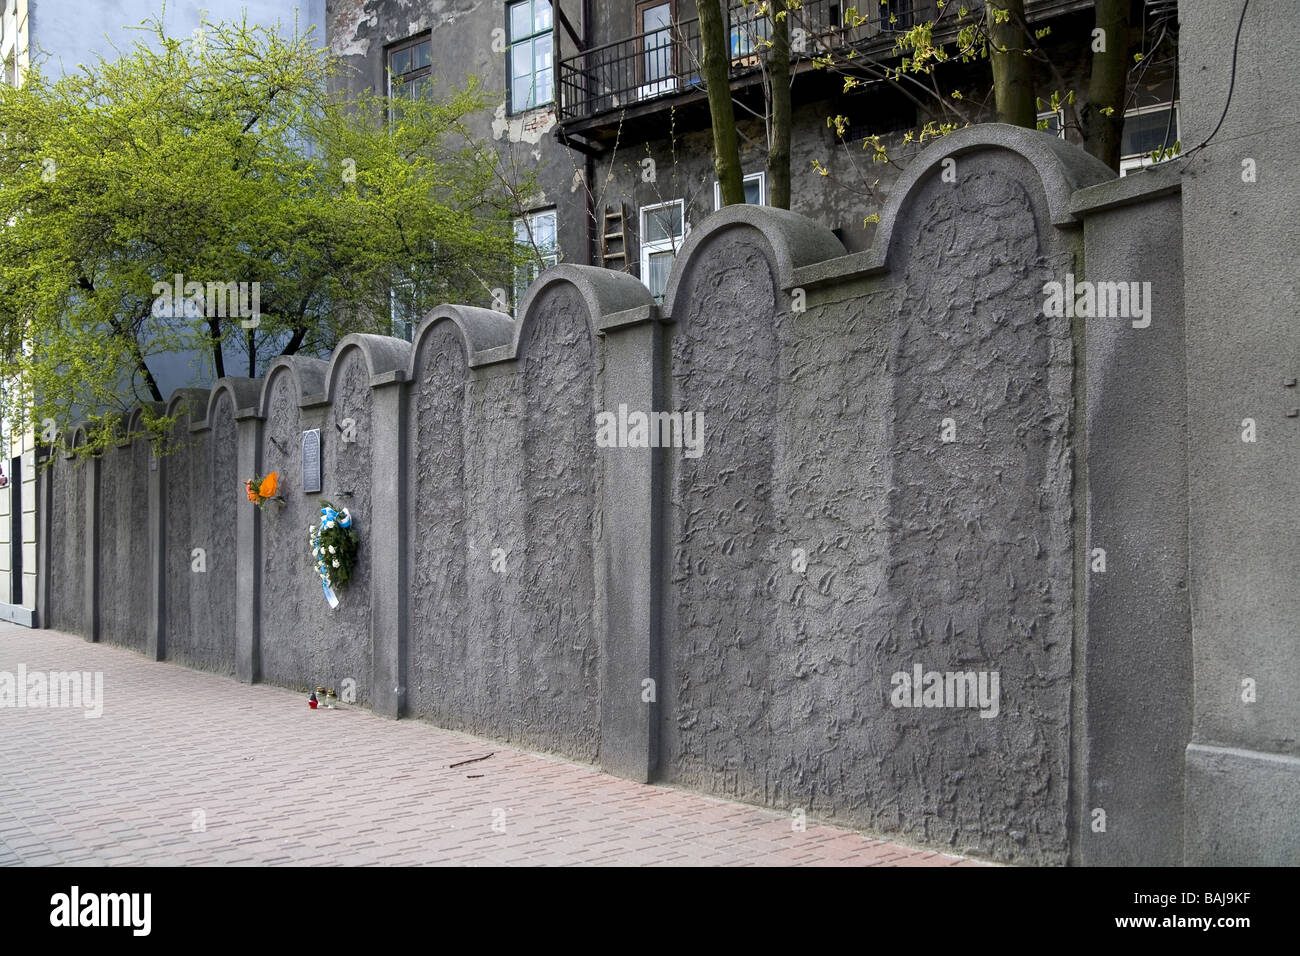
582, 0, 596, 266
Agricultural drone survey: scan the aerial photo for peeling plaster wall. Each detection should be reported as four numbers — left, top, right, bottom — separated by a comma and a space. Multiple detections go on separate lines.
326, 0, 586, 277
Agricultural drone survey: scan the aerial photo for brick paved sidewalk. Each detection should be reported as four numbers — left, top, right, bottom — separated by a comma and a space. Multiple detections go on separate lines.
0, 626, 986, 867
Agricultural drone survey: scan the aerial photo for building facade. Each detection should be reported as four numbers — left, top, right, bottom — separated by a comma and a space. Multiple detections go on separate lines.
328, 0, 1179, 308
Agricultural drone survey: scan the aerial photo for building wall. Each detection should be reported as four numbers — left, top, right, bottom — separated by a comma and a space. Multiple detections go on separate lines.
1177, 0, 1300, 866
326, 0, 589, 288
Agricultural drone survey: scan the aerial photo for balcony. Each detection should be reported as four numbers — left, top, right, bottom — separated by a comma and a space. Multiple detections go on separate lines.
557, 0, 934, 136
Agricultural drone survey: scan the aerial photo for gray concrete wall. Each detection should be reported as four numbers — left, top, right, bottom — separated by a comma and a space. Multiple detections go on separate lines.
162, 390, 239, 675
96, 434, 151, 653
1178, 0, 1300, 866
1070, 167, 1191, 866
44, 452, 84, 635
39, 122, 1275, 865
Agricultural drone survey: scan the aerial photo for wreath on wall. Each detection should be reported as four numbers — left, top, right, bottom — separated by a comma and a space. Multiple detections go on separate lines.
310, 500, 359, 610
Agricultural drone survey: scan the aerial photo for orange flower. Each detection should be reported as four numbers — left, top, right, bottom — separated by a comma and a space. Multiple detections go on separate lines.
245, 479, 258, 503
258, 472, 279, 499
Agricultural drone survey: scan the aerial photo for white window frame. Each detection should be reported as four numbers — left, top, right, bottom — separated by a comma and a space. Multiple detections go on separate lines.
1119, 101, 1180, 177
389, 279, 418, 342
513, 208, 559, 306
1037, 108, 1066, 139
639, 199, 685, 302
713, 171, 766, 211
507, 0, 555, 114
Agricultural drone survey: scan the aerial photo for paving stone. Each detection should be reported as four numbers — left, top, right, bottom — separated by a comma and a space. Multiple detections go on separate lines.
0, 626, 989, 867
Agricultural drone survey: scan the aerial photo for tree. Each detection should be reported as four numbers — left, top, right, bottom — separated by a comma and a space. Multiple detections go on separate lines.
767, 0, 793, 209
1081, 0, 1130, 170
698, 0, 746, 206
988, 0, 1035, 128
697, 0, 1167, 210
0, 15, 529, 457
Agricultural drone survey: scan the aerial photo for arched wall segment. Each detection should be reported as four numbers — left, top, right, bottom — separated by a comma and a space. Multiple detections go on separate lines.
402, 274, 613, 759
881, 143, 1077, 862
46, 438, 86, 636
405, 316, 474, 727
256, 355, 354, 698
654, 130, 1088, 864
97, 415, 153, 653
163, 388, 238, 674
205, 377, 263, 425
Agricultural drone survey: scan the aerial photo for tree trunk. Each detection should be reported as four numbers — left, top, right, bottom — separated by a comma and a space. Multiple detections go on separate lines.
988, 0, 1035, 129
1082, 0, 1129, 171
208, 317, 225, 379
699, 0, 745, 205
767, 0, 792, 209
282, 325, 306, 356
247, 327, 256, 378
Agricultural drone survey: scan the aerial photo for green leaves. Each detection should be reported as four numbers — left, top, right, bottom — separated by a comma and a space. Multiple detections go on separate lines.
0, 14, 525, 460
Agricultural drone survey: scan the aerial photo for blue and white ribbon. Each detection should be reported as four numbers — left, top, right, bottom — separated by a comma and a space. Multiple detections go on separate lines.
312, 504, 352, 610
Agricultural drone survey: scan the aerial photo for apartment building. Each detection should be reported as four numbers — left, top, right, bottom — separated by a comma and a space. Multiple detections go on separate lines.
328, 0, 1179, 309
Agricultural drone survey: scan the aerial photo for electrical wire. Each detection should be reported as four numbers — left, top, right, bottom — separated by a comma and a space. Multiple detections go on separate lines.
1178, 0, 1251, 162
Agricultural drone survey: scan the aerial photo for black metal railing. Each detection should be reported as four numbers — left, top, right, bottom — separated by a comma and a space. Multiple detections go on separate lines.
558, 0, 937, 122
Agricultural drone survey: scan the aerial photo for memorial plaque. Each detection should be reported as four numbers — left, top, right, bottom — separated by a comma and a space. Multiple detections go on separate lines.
301, 429, 321, 493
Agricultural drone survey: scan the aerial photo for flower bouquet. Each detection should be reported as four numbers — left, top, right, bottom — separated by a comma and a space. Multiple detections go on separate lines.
245, 472, 283, 510
310, 500, 360, 609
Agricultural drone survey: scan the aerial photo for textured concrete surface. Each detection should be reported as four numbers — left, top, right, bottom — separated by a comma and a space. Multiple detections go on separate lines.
659, 151, 1078, 865
163, 391, 238, 676
0, 625, 983, 867
1073, 174, 1191, 866
41, 121, 1282, 865
1178, 0, 1300, 864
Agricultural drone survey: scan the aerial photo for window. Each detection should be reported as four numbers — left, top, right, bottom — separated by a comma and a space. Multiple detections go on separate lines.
1037, 109, 1065, 139
513, 209, 558, 306
713, 171, 766, 211
507, 0, 553, 113
639, 200, 685, 303
1120, 102, 1180, 176
637, 1, 677, 98
390, 280, 419, 342
388, 35, 432, 101
730, 3, 770, 60
879, 0, 915, 32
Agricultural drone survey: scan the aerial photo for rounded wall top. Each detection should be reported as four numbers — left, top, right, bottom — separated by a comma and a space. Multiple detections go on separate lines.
660, 204, 847, 316
325, 333, 413, 399
257, 355, 330, 418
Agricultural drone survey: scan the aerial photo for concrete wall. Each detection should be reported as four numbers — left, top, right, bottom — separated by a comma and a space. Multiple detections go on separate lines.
161, 389, 240, 674
1177, 0, 1300, 866
39, 123, 1276, 865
